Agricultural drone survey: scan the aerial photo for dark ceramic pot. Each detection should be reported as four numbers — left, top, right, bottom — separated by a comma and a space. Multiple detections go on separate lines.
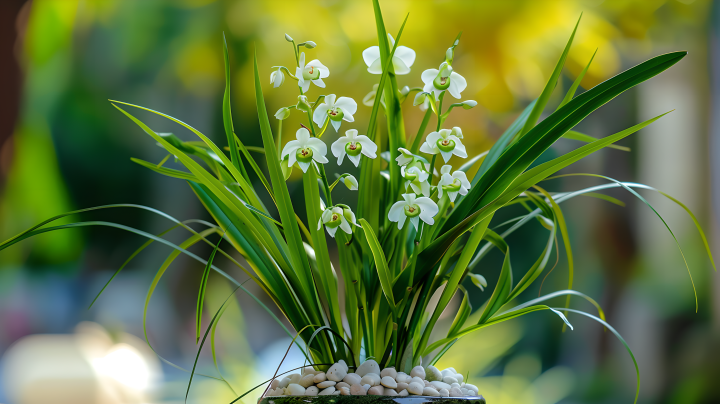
260, 396, 486, 404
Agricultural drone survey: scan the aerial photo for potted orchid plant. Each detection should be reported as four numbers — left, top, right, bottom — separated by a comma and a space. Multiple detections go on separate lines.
1, 2, 714, 403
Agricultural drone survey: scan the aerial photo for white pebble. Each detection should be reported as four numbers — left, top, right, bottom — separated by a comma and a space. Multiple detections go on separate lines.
380, 367, 398, 379
332, 390, 341, 395
300, 374, 315, 388
407, 382, 424, 395
381, 376, 398, 389
430, 381, 451, 391
384, 388, 398, 396
443, 376, 458, 384
455, 373, 464, 383
317, 381, 336, 389
449, 387, 463, 397
362, 384, 371, 392
360, 373, 381, 386
327, 363, 348, 382
343, 373, 362, 385
302, 367, 316, 376
444, 367, 457, 374
337, 382, 350, 389
396, 382, 409, 391
396, 372, 410, 383
461, 388, 470, 396
441, 369, 454, 378
367, 386, 384, 395
465, 383, 479, 394
279, 377, 291, 388
426, 365, 443, 382
318, 386, 336, 396
398, 389, 409, 396
289, 374, 301, 384
271, 379, 280, 389
439, 388, 450, 397
340, 387, 351, 395
338, 360, 349, 372
305, 386, 319, 396
286, 384, 305, 396
410, 366, 426, 379
350, 383, 366, 395
411, 376, 425, 386
423, 387, 440, 396
313, 372, 327, 383
355, 359, 381, 377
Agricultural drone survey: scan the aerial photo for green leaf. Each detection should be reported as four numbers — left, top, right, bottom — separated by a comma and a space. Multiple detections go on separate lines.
518, 14, 582, 139
359, 218, 396, 315
477, 229, 513, 324
196, 234, 223, 343
187, 286, 240, 402
131, 157, 199, 181
222, 34, 245, 177
563, 130, 630, 151
447, 287, 471, 337
558, 48, 597, 109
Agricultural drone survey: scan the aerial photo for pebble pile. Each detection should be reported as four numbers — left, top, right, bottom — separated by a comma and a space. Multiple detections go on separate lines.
264, 359, 480, 397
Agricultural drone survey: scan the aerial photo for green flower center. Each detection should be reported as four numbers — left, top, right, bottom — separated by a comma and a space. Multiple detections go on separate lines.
403, 170, 418, 182
345, 142, 363, 156
303, 65, 321, 80
442, 178, 462, 192
296, 147, 314, 163
433, 74, 451, 90
328, 108, 344, 121
326, 212, 343, 228
404, 204, 421, 218
437, 138, 456, 152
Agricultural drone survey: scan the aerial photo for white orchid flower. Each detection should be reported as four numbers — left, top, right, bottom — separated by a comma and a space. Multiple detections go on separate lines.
281, 127, 328, 173
362, 34, 416, 75
313, 94, 357, 132
388, 193, 439, 231
343, 174, 359, 190
401, 162, 431, 197
396, 148, 415, 166
317, 205, 356, 237
296, 52, 329, 93
420, 127, 467, 163
421, 62, 467, 99
437, 165, 471, 202
270, 68, 285, 88
331, 129, 377, 166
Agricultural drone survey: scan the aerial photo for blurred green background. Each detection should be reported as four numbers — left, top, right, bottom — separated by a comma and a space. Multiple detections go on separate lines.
1, 0, 719, 403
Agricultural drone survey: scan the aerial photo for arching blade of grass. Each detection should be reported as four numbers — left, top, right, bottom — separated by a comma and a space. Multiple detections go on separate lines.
186, 285, 241, 403
197, 233, 224, 343
131, 157, 199, 181
546, 173, 703, 311
476, 229, 513, 324
222, 33, 245, 178
518, 14, 582, 139
557, 48, 597, 109
559, 308, 640, 404
563, 131, 630, 151
534, 185, 574, 330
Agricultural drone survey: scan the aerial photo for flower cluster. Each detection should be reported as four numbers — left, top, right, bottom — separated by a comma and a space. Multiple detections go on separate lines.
270, 32, 477, 237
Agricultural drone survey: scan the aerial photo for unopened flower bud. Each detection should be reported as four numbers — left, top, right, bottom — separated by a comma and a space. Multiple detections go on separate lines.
446, 47, 454, 65
342, 175, 359, 191
400, 86, 410, 96
461, 100, 477, 109
413, 92, 429, 107
285, 34, 294, 42
275, 107, 291, 120
304, 41, 317, 49
296, 95, 312, 113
